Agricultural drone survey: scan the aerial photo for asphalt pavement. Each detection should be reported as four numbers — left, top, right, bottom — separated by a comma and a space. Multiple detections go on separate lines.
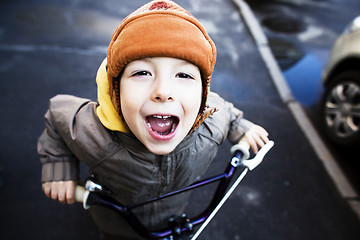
0, 0, 359, 239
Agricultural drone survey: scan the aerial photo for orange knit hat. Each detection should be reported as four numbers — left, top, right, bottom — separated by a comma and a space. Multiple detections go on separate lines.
106, 0, 217, 131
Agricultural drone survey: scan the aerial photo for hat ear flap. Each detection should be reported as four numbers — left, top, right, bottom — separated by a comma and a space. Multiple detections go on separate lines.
192, 74, 212, 131
190, 106, 217, 133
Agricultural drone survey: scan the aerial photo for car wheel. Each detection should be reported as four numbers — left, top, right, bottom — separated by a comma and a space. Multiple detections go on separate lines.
322, 70, 360, 145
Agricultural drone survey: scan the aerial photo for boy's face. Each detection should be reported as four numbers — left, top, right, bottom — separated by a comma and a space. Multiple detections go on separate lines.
120, 57, 202, 155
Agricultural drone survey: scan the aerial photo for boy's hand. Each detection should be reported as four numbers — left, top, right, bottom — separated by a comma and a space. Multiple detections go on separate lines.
242, 125, 269, 154
42, 181, 76, 204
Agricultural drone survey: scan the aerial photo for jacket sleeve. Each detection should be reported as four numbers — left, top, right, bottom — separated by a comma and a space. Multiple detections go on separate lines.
37, 95, 90, 183
205, 92, 254, 145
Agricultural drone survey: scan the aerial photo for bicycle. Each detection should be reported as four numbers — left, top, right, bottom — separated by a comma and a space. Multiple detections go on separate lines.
75, 140, 274, 240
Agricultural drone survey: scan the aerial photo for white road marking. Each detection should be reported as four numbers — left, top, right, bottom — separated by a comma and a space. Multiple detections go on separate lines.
233, 0, 360, 218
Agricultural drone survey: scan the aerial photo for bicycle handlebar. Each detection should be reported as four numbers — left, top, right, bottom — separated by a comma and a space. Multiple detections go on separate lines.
75, 186, 90, 209
74, 140, 274, 239
75, 186, 85, 202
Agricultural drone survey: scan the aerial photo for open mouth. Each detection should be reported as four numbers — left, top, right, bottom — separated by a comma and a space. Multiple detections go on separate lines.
145, 115, 179, 137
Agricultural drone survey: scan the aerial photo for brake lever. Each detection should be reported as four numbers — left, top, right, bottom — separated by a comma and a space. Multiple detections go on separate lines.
191, 140, 274, 240
240, 140, 274, 170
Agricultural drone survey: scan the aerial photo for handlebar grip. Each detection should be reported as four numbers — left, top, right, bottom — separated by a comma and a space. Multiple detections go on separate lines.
230, 139, 250, 160
75, 186, 86, 202
75, 185, 90, 209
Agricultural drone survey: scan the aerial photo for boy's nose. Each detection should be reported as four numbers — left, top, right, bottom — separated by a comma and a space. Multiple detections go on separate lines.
151, 77, 174, 102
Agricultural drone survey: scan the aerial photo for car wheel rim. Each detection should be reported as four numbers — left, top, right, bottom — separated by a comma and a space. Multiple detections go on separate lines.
324, 82, 360, 139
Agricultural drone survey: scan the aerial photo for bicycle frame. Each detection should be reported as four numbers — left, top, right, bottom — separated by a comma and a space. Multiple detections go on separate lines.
75, 140, 274, 239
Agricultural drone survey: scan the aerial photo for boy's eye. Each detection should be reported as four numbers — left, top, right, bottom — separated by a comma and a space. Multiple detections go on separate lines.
176, 72, 194, 79
131, 70, 152, 77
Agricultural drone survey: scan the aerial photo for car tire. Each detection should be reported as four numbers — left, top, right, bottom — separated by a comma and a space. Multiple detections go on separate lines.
321, 70, 360, 146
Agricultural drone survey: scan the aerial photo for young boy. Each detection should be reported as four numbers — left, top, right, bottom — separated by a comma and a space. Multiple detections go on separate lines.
38, 0, 269, 239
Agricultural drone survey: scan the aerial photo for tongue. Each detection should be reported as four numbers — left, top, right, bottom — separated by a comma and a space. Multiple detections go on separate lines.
147, 116, 174, 133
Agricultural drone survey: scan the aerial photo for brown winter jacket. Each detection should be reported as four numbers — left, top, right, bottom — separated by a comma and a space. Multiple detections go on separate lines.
37, 92, 253, 235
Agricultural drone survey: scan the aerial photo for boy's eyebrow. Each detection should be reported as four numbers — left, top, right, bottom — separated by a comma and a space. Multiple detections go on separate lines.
168, 58, 196, 68
141, 58, 153, 63
175, 60, 192, 66
175, 60, 200, 72
126, 59, 152, 69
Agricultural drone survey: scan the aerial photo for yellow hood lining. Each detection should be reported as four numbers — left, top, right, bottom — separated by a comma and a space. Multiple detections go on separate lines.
96, 58, 130, 133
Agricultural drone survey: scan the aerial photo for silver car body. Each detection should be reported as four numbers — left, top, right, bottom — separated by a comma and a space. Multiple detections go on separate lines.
322, 16, 360, 84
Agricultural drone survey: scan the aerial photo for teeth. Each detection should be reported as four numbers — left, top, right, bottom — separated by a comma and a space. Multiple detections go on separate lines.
153, 115, 171, 119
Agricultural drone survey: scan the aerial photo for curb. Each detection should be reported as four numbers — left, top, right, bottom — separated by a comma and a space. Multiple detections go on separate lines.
233, 0, 360, 218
